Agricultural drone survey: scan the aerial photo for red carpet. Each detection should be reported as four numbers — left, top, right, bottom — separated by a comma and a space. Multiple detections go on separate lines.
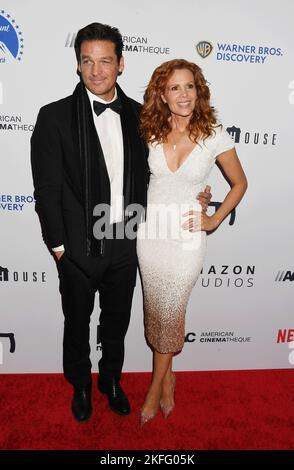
0, 370, 294, 450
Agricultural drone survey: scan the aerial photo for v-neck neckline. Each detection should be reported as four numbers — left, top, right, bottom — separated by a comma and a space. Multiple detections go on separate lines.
162, 143, 199, 174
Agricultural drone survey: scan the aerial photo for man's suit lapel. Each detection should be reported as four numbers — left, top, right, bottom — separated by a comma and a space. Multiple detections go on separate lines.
119, 98, 133, 212
117, 84, 146, 213
86, 83, 146, 223
72, 81, 111, 255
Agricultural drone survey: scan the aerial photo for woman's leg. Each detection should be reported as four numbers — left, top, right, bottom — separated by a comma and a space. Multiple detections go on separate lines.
160, 359, 176, 417
141, 350, 173, 421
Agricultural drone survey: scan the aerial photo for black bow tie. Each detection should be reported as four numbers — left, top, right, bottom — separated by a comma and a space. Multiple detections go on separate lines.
93, 98, 122, 117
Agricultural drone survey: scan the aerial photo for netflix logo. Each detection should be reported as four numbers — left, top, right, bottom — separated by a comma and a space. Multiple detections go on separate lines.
276, 329, 294, 343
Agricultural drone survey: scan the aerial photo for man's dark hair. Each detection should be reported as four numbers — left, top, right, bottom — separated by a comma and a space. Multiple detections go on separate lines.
74, 22, 123, 62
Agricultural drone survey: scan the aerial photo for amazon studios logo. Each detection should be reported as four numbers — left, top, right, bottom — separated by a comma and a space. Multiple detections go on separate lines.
0, 10, 24, 63
226, 126, 277, 146
195, 40, 283, 64
0, 333, 15, 365
0, 265, 46, 283
200, 264, 255, 288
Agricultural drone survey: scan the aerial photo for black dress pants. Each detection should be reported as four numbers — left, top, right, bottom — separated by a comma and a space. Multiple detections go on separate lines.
57, 233, 137, 388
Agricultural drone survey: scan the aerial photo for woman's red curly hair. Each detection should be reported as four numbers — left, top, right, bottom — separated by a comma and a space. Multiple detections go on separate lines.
140, 59, 218, 144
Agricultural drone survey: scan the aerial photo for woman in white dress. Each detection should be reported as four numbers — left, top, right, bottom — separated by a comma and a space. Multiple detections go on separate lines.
137, 59, 247, 426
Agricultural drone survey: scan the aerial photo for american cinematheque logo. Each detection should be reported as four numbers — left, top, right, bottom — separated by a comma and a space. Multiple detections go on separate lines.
0, 10, 24, 63
65, 32, 170, 56
185, 331, 252, 344
195, 40, 283, 64
0, 115, 34, 131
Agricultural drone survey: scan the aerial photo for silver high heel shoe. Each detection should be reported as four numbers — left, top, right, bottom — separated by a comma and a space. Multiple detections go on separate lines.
160, 372, 176, 419
139, 407, 158, 427
140, 390, 161, 427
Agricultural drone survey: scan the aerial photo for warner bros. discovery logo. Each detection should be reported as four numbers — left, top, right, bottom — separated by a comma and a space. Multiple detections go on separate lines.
0, 333, 16, 365
0, 10, 24, 63
195, 41, 213, 58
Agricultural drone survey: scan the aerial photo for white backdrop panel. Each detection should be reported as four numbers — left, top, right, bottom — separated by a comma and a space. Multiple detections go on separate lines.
0, 0, 293, 373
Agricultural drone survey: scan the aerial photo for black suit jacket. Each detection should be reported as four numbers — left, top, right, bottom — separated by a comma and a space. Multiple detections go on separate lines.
31, 83, 149, 263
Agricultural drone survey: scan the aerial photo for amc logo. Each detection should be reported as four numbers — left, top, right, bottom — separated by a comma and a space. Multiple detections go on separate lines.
275, 270, 294, 282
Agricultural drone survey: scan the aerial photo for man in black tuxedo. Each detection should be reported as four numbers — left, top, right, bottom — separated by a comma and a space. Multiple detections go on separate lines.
31, 22, 211, 422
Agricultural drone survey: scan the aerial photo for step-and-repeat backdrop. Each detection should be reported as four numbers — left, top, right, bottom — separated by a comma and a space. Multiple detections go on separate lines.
1, 0, 293, 373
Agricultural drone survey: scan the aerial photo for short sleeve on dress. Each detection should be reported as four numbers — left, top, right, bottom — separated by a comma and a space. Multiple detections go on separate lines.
214, 126, 235, 158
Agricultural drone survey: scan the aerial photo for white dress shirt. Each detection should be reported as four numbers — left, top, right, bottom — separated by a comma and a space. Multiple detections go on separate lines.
52, 87, 124, 253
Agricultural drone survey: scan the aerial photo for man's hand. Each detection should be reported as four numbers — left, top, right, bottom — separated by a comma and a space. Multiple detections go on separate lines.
55, 250, 65, 261
197, 185, 212, 212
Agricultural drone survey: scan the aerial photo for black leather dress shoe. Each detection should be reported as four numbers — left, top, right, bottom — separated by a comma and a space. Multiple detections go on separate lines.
72, 384, 92, 422
98, 377, 131, 416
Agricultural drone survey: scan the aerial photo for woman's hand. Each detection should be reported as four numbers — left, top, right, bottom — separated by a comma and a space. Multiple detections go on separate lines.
196, 185, 212, 212
182, 210, 219, 232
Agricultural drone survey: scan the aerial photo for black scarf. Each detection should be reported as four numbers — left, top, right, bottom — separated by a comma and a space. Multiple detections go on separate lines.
72, 81, 148, 257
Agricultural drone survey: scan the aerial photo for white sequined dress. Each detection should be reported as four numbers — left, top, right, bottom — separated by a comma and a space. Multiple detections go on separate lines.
137, 127, 234, 353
